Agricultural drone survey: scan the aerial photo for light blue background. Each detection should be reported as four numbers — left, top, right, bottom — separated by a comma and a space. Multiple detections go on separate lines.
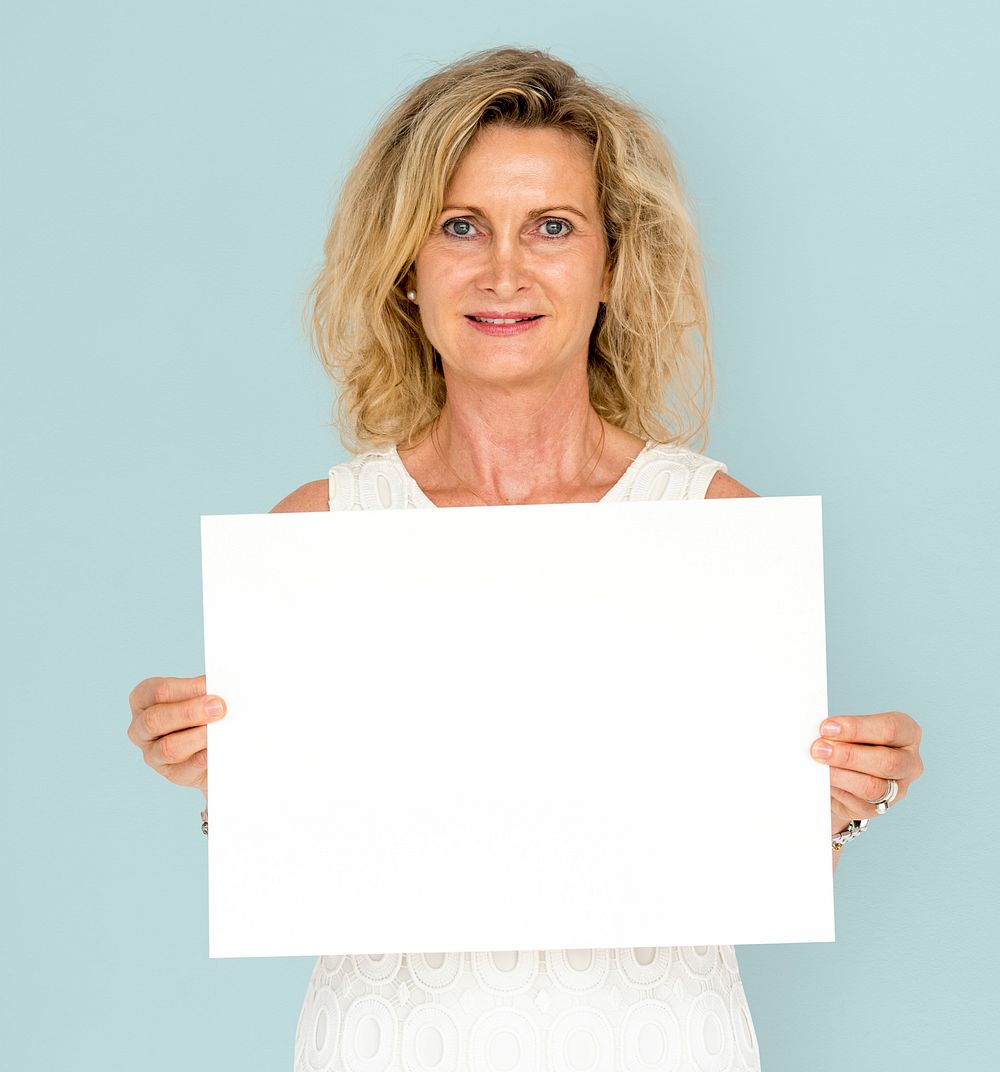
3, 1, 997, 1068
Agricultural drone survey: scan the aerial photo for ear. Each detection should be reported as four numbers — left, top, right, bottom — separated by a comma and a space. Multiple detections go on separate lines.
599, 261, 612, 304
403, 270, 418, 305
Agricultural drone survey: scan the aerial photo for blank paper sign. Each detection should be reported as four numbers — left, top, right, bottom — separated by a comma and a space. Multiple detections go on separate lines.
201, 495, 833, 958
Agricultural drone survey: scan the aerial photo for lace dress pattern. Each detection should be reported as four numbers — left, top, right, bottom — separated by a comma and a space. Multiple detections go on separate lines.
293, 442, 760, 1072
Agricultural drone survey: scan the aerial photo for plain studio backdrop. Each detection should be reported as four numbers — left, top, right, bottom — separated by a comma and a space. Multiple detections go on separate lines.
2, 2, 996, 1069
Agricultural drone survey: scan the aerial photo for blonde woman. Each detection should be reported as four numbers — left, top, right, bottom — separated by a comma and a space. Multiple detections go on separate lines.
127, 47, 924, 1071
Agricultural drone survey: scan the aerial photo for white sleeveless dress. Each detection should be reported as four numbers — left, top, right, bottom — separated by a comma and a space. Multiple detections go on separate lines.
293, 442, 761, 1072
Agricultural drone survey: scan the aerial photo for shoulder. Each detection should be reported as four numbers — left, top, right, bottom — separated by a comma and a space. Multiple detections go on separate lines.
270, 448, 400, 513
269, 480, 329, 513
628, 442, 759, 501
704, 470, 759, 499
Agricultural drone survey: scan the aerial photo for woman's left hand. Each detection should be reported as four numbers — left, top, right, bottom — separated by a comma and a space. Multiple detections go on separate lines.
810, 710, 924, 833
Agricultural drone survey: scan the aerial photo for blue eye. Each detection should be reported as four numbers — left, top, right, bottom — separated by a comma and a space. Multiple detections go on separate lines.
540, 218, 572, 238
443, 218, 477, 238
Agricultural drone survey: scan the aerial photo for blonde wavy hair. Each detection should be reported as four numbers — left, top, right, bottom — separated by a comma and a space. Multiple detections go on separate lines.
305, 46, 714, 453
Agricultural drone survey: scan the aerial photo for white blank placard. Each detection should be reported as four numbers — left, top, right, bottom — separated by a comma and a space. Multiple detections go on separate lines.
201, 495, 833, 958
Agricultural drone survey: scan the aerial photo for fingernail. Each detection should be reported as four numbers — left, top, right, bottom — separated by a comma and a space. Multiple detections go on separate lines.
820, 720, 842, 736
205, 698, 225, 719
811, 741, 833, 760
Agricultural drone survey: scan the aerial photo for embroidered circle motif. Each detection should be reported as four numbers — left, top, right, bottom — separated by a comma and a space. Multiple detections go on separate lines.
628, 460, 690, 502
341, 995, 398, 1072
357, 459, 409, 510
547, 1007, 615, 1072
720, 944, 739, 974
680, 945, 719, 978
471, 950, 540, 995
320, 954, 346, 976
686, 991, 735, 1072
408, 951, 463, 993
401, 1005, 461, 1072
468, 1008, 539, 1072
303, 986, 341, 1072
618, 947, 674, 988
548, 949, 611, 994
354, 953, 402, 986
730, 984, 758, 1068
620, 1000, 683, 1072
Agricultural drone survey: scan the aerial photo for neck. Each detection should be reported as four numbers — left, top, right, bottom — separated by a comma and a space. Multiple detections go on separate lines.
431, 370, 602, 504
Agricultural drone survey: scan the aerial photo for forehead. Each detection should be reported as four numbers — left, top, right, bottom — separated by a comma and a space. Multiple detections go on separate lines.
444, 124, 598, 206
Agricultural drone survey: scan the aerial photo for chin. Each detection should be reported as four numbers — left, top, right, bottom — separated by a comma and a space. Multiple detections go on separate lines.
448, 348, 562, 385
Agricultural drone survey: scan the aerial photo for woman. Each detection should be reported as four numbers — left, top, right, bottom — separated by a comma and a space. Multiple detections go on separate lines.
127, 47, 924, 1071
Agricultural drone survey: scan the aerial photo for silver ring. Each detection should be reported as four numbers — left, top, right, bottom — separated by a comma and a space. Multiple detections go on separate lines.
867, 777, 899, 814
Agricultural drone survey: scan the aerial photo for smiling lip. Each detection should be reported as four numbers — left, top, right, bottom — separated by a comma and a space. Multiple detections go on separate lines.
465, 312, 545, 336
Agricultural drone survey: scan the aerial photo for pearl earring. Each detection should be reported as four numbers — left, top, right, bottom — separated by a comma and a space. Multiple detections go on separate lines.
407, 290, 416, 301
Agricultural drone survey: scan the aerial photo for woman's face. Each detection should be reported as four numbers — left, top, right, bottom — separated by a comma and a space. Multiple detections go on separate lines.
411, 124, 610, 393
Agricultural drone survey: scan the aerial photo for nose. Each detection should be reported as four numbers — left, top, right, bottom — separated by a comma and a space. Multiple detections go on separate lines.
477, 231, 531, 298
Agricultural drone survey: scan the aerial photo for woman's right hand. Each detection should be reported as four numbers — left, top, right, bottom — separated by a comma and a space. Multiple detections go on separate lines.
127, 674, 227, 801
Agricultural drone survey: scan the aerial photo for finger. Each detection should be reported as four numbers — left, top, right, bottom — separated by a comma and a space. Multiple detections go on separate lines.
830, 793, 859, 827
811, 739, 918, 781
129, 674, 207, 717
147, 725, 208, 771
156, 749, 208, 790
829, 766, 907, 806
134, 692, 226, 744
830, 785, 884, 821
819, 711, 920, 747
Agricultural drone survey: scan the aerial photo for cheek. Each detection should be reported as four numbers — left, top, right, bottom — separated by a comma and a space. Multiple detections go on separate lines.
411, 262, 462, 352
544, 247, 606, 296
415, 255, 471, 309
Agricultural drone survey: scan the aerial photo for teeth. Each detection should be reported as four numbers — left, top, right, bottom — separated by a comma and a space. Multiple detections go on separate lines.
473, 316, 535, 324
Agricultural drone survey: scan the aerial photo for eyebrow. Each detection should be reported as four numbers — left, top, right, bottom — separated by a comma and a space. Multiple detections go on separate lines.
439, 204, 591, 220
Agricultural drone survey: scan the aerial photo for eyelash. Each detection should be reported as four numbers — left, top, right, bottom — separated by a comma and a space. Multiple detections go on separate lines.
442, 217, 574, 240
